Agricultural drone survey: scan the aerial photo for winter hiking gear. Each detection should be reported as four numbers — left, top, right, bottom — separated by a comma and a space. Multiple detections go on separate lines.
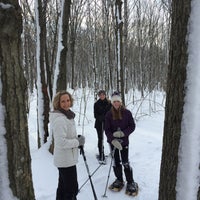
78, 163, 102, 192
56, 166, 78, 199
125, 182, 139, 196
113, 130, 125, 138
79, 146, 98, 200
109, 179, 124, 192
111, 139, 122, 150
111, 91, 122, 103
77, 135, 85, 147
100, 123, 105, 162
102, 147, 116, 197
96, 154, 108, 165
50, 110, 79, 168
105, 108, 135, 147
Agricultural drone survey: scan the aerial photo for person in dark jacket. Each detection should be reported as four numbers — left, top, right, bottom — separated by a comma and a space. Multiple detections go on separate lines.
94, 90, 111, 163
105, 91, 138, 196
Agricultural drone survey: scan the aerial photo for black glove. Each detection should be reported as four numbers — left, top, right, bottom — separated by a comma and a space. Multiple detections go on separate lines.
77, 135, 85, 147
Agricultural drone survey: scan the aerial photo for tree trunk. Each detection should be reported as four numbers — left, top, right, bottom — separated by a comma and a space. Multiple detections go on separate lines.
158, 0, 191, 200
56, 0, 71, 91
115, 0, 125, 103
35, 0, 50, 146
123, 0, 128, 94
198, 164, 200, 200
0, 1, 35, 199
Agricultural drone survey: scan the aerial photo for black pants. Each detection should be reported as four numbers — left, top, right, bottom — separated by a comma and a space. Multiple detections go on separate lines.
95, 122, 105, 159
111, 145, 134, 184
56, 166, 78, 200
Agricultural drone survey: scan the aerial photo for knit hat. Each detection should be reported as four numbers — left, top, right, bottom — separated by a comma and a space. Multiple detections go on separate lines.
111, 91, 122, 103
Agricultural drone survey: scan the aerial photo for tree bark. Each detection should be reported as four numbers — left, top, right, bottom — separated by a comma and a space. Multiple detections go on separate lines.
56, 0, 71, 91
0, 1, 35, 199
158, 0, 191, 200
38, 0, 50, 144
115, 0, 125, 103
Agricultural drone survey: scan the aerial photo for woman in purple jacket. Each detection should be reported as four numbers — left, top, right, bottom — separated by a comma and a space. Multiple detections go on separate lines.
105, 91, 138, 196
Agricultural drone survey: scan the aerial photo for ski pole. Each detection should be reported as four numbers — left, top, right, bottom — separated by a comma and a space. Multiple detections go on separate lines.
101, 122, 104, 161
80, 146, 98, 200
78, 163, 102, 192
102, 147, 116, 197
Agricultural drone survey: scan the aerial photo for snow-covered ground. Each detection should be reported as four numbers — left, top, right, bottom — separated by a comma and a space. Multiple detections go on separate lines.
29, 89, 165, 200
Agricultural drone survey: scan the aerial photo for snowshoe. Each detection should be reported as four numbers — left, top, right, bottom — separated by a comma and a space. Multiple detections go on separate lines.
125, 182, 139, 196
109, 179, 124, 192
96, 154, 107, 165
98, 159, 106, 165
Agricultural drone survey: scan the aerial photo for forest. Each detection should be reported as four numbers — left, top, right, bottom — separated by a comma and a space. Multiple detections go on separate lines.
0, 0, 199, 200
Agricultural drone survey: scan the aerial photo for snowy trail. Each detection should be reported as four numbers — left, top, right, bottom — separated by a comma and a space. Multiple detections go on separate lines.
30, 91, 164, 200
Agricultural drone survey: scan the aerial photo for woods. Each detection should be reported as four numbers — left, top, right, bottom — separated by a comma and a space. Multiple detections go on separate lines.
0, 0, 199, 199
21, 0, 169, 96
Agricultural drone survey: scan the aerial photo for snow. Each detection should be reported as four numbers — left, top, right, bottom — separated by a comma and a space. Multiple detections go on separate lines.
29, 89, 164, 200
0, 3, 13, 9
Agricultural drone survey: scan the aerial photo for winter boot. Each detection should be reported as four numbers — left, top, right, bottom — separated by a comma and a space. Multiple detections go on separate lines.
125, 182, 139, 196
109, 179, 124, 192
96, 154, 106, 165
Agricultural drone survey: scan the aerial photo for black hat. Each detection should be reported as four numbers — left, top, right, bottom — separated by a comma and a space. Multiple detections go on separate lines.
98, 90, 106, 96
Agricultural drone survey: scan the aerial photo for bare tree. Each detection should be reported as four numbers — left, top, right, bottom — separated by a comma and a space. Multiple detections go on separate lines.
68, 0, 86, 89
0, 1, 35, 199
159, 0, 191, 199
115, 0, 125, 103
55, 0, 71, 92
35, 0, 50, 146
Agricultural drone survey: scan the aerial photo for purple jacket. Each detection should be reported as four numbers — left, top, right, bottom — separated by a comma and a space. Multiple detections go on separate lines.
105, 108, 136, 146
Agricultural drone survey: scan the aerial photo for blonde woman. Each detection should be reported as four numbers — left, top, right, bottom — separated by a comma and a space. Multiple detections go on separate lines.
50, 91, 85, 200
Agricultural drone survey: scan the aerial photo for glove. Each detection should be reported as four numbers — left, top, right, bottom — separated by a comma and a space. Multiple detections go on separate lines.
77, 135, 85, 147
113, 131, 124, 138
111, 139, 122, 150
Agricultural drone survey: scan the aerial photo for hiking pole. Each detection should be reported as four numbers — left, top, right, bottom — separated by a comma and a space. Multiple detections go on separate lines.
80, 146, 98, 200
78, 163, 102, 192
102, 147, 116, 197
101, 122, 104, 161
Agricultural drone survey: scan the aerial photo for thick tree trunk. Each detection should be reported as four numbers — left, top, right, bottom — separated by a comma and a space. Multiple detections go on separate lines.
158, 1, 191, 200
0, 1, 35, 199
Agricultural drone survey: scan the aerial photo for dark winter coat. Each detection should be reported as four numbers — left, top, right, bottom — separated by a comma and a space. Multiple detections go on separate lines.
94, 98, 111, 129
105, 108, 136, 146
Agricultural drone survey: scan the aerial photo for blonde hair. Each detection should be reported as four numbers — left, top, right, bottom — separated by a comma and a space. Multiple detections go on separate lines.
53, 91, 74, 110
111, 105, 125, 120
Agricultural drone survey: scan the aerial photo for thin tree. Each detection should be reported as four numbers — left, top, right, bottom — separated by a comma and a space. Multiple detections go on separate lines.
115, 0, 125, 104
35, 0, 50, 146
54, 0, 71, 94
